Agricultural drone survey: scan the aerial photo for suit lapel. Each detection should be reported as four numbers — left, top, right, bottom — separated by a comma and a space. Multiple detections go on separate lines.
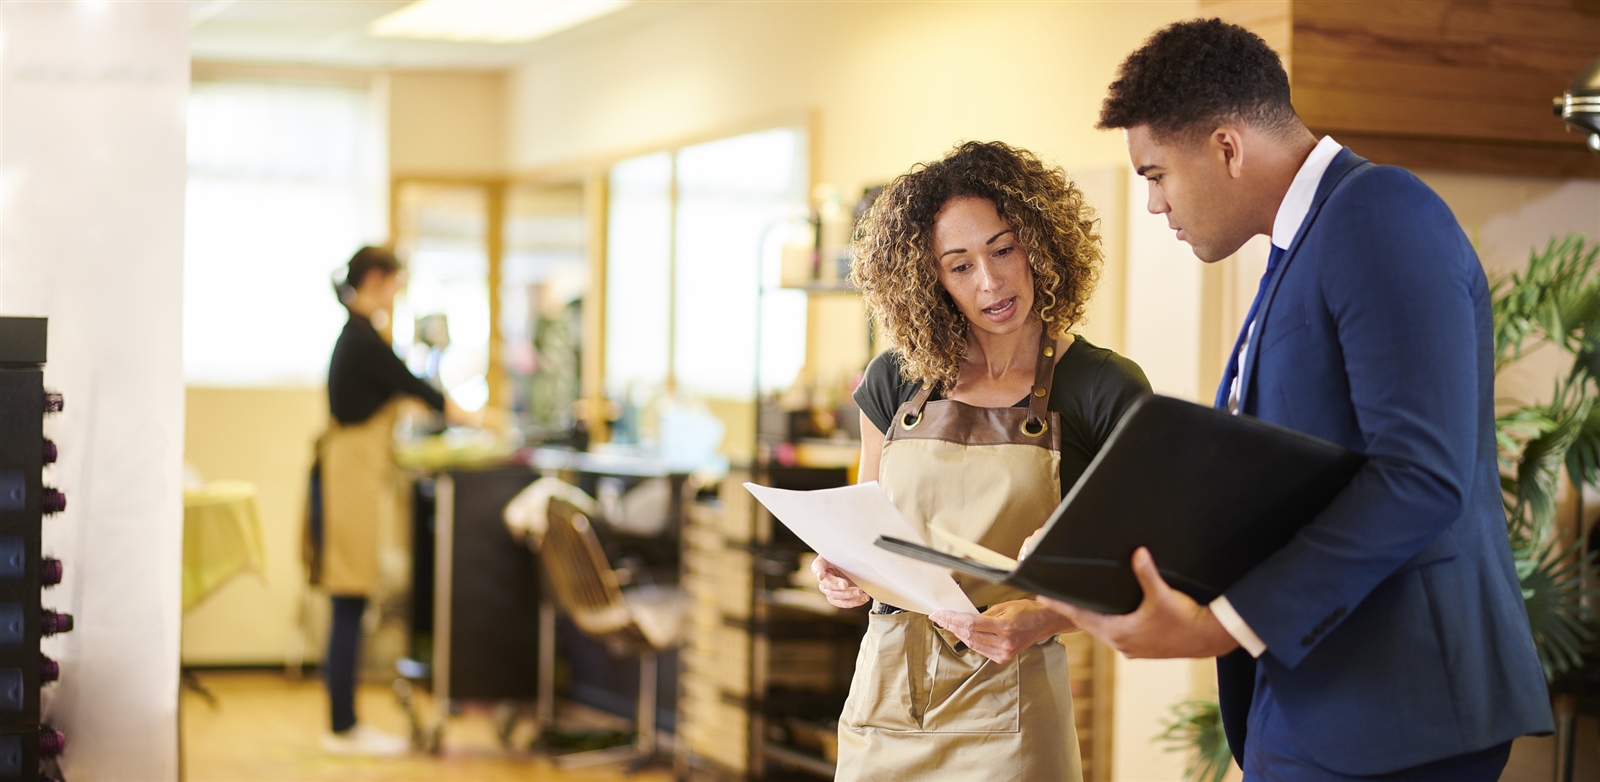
1234, 148, 1370, 414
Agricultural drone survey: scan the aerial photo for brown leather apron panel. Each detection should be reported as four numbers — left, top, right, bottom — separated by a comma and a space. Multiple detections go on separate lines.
837, 337, 1082, 781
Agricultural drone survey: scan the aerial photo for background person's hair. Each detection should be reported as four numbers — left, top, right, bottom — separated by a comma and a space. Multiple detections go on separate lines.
333, 245, 401, 308
1098, 18, 1299, 142
850, 141, 1101, 393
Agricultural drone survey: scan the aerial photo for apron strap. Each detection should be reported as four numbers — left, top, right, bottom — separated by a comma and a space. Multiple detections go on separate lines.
1025, 335, 1059, 432
902, 334, 1059, 432
901, 381, 937, 427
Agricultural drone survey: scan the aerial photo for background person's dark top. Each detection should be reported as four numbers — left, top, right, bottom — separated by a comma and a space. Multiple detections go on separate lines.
328, 314, 446, 425
853, 336, 1151, 493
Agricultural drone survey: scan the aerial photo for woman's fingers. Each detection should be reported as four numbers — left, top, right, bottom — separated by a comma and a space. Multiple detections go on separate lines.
821, 584, 869, 608
811, 556, 860, 592
1019, 527, 1046, 558
809, 558, 868, 608
932, 611, 1005, 645
809, 555, 830, 580
825, 592, 870, 609
805, 557, 875, 608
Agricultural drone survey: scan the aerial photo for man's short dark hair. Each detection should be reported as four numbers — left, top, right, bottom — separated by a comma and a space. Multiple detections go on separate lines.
1098, 18, 1299, 142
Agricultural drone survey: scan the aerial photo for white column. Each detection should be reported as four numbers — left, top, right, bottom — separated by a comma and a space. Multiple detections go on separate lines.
1122, 168, 1205, 402
1112, 168, 1218, 782
0, 3, 189, 778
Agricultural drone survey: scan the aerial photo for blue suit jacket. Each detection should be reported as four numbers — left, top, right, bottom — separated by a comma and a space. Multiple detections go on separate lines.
1214, 149, 1553, 774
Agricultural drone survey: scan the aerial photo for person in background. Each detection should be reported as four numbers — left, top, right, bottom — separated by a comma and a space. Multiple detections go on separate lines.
316, 246, 479, 756
1039, 19, 1552, 781
811, 141, 1150, 781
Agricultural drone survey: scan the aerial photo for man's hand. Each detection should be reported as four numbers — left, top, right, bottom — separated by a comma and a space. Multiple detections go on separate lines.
810, 556, 870, 609
1038, 547, 1240, 659
930, 600, 1077, 664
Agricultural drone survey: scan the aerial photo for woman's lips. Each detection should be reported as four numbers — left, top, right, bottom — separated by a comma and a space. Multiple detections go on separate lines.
980, 296, 1018, 322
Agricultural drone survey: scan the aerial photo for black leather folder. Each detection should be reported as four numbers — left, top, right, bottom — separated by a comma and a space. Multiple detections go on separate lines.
875, 394, 1365, 614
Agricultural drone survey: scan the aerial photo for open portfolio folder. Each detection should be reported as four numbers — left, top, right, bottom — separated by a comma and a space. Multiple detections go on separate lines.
875, 394, 1367, 615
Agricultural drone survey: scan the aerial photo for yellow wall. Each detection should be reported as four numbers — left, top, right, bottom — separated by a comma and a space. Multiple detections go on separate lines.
510, 2, 1192, 186
508, 0, 1201, 353
181, 387, 327, 664
388, 70, 506, 177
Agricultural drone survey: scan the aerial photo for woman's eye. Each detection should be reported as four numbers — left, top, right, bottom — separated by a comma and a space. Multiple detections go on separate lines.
950, 262, 971, 274
994, 246, 1014, 258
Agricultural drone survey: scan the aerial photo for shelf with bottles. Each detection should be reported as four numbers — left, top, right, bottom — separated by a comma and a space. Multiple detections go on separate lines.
756, 379, 865, 483
773, 185, 881, 293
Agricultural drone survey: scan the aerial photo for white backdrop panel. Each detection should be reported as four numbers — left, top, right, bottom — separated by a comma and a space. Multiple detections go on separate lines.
0, 3, 188, 779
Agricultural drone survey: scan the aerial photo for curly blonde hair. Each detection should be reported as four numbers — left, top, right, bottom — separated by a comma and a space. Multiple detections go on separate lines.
850, 141, 1102, 392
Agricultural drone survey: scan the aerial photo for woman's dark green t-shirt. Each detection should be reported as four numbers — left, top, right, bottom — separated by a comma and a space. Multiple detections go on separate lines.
852, 336, 1152, 495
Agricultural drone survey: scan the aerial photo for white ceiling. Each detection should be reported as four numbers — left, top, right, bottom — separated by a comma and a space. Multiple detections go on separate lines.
189, 0, 666, 71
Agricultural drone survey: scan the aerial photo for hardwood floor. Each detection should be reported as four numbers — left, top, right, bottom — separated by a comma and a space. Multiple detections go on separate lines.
176, 669, 1600, 781
180, 671, 673, 782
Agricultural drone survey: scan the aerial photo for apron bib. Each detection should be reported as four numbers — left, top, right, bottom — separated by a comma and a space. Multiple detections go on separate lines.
317, 399, 402, 596
836, 338, 1082, 782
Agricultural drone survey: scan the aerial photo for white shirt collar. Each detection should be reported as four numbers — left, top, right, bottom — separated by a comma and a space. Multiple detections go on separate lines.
1270, 135, 1343, 250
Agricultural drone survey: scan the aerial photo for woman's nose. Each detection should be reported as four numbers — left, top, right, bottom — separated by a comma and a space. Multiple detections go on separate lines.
975, 260, 1000, 290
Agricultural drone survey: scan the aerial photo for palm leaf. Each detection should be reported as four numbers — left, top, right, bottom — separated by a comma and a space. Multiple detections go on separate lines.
1516, 536, 1600, 681
1512, 390, 1589, 543
1157, 699, 1232, 782
1493, 235, 1600, 372
1489, 235, 1600, 685
1565, 402, 1600, 489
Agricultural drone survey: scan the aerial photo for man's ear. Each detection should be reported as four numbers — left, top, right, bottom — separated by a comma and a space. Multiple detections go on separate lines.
1213, 127, 1246, 179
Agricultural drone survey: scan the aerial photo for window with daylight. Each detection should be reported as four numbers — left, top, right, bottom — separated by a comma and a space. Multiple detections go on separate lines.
184, 79, 386, 386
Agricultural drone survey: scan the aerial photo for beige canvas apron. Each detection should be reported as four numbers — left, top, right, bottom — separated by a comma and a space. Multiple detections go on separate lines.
836, 338, 1082, 782
317, 399, 402, 596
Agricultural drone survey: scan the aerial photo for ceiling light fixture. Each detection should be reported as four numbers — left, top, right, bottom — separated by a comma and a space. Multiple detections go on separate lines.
368, 0, 632, 44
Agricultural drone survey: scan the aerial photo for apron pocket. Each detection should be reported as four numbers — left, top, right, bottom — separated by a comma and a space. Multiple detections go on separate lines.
843, 612, 924, 732
921, 631, 1021, 733
843, 613, 1022, 734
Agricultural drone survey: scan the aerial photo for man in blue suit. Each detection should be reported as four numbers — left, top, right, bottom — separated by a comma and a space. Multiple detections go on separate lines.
1042, 19, 1553, 780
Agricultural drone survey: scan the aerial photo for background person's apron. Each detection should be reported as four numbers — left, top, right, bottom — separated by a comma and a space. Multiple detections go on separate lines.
317, 399, 401, 597
836, 339, 1081, 781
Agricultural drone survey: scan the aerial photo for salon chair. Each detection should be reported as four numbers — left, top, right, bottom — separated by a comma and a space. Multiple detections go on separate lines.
538, 496, 686, 772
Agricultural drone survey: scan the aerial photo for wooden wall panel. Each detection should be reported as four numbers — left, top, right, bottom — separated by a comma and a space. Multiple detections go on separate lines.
1292, 0, 1600, 178
1200, 0, 1293, 65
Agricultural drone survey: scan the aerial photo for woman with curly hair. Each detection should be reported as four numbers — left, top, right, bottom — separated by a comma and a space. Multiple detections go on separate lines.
810, 141, 1150, 780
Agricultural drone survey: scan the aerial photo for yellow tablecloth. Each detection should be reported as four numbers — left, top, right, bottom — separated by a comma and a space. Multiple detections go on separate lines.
182, 480, 266, 612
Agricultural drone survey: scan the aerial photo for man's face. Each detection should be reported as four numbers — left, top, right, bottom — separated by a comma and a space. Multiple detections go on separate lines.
1126, 124, 1255, 263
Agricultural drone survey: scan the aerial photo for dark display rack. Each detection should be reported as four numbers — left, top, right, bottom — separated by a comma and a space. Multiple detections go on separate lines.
0, 317, 68, 780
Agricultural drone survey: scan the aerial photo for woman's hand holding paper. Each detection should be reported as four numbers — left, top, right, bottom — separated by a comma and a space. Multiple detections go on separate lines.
930, 600, 1077, 664
811, 555, 870, 609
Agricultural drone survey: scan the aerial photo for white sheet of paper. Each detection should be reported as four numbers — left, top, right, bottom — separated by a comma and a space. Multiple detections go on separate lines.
744, 481, 978, 615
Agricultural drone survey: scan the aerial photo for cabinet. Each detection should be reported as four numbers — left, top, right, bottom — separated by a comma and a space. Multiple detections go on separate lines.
677, 466, 865, 781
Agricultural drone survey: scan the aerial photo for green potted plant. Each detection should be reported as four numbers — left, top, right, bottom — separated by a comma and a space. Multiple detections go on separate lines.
1159, 234, 1600, 781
